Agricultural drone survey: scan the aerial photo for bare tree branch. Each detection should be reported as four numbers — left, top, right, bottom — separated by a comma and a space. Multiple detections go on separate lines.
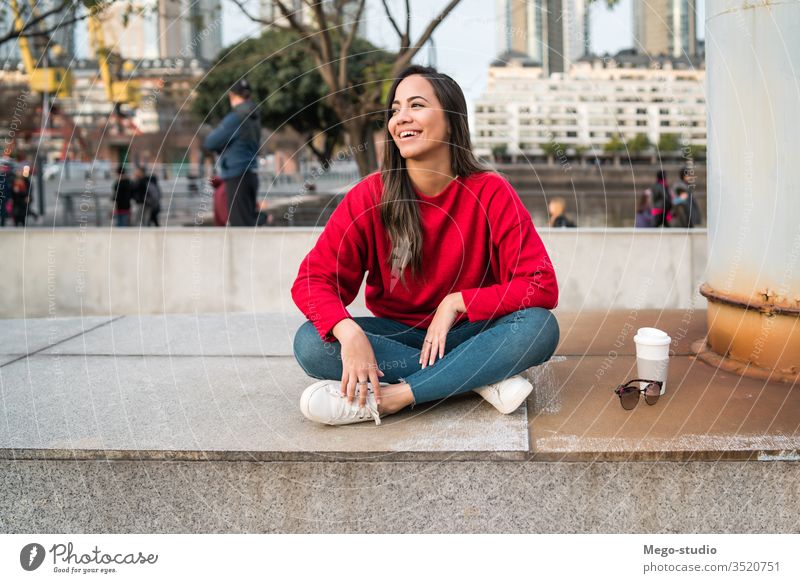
228, 0, 268, 25
380, 0, 403, 40
0, 0, 88, 47
307, 1, 338, 90
329, 0, 344, 29
337, 0, 366, 90
392, 0, 463, 75
404, 0, 411, 43
228, 0, 293, 32
307, 2, 333, 62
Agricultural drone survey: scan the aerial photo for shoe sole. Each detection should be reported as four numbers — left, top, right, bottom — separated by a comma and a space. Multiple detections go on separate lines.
476, 376, 533, 414
497, 378, 534, 414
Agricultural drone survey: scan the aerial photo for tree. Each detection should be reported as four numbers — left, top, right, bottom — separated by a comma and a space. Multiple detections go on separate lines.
540, 141, 563, 164
657, 133, 681, 152
627, 133, 651, 154
192, 28, 392, 166
572, 144, 588, 157
0, 1, 119, 48
491, 144, 507, 162
233, 0, 466, 176
603, 134, 625, 153
685, 143, 707, 159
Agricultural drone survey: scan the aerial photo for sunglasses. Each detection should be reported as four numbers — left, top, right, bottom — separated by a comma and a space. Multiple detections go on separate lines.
614, 379, 663, 410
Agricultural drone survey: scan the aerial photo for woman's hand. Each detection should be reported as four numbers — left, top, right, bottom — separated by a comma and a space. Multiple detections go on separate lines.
333, 319, 384, 407
420, 293, 466, 369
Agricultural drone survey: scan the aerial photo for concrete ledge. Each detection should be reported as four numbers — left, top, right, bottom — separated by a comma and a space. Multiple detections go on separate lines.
0, 228, 707, 318
2, 460, 797, 533
2, 309, 798, 533
2, 310, 797, 464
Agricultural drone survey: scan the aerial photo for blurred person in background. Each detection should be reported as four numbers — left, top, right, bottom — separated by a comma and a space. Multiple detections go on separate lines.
140, 166, 162, 227
12, 168, 31, 227
547, 197, 576, 228
635, 188, 655, 228
211, 175, 227, 226
0, 160, 11, 227
111, 166, 132, 227
649, 170, 672, 227
131, 166, 148, 226
203, 78, 261, 227
670, 167, 703, 228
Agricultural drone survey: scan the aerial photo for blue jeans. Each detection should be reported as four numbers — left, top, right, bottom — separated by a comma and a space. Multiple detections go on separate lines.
114, 213, 130, 227
292, 307, 560, 405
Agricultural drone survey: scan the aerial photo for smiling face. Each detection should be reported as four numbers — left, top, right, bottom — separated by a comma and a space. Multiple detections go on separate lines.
387, 74, 451, 162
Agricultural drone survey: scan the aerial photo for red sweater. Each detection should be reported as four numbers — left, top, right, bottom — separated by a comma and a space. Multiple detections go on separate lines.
291, 171, 558, 342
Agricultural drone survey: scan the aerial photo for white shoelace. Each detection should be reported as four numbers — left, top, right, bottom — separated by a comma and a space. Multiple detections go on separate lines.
334, 390, 381, 426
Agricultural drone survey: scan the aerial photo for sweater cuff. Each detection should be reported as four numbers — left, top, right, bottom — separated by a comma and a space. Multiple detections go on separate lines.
316, 310, 354, 343
460, 287, 498, 322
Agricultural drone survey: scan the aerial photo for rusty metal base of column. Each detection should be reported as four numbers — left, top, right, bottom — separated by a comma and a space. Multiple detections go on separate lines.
691, 338, 799, 385
695, 283, 800, 384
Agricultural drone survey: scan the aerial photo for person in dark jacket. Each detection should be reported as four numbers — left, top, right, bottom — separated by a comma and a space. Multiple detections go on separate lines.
0, 161, 11, 227
131, 166, 148, 226
132, 165, 162, 227
111, 166, 132, 227
649, 170, 672, 227
203, 78, 261, 227
670, 167, 703, 228
547, 197, 576, 228
12, 169, 32, 227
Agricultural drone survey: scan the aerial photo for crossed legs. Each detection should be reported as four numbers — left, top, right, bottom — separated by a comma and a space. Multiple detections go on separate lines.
293, 307, 560, 411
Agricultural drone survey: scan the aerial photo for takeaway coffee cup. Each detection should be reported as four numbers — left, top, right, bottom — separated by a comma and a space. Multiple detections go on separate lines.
633, 327, 671, 395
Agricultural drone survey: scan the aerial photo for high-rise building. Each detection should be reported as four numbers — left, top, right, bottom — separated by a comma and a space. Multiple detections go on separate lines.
633, 0, 697, 58
473, 52, 706, 158
495, 0, 589, 75
102, 0, 223, 62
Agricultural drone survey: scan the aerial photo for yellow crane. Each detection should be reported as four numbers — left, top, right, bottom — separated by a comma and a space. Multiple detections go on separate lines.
10, 0, 72, 98
87, 8, 140, 110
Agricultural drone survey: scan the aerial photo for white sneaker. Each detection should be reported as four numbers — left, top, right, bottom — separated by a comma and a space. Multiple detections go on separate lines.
472, 374, 533, 414
300, 380, 381, 426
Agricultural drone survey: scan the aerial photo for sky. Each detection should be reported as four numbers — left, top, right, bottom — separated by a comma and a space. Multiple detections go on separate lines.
220, 0, 704, 126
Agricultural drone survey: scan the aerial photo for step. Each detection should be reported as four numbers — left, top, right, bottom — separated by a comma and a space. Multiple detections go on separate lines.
1, 310, 797, 532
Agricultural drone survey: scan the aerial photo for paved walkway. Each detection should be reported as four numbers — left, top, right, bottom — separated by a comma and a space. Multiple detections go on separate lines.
1, 309, 798, 461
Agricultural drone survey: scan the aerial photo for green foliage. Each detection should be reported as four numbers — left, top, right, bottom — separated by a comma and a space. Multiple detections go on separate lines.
626, 133, 651, 154
603, 134, 625, 153
684, 143, 707, 159
491, 144, 508, 160
540, 141, 563, 157
192, 28, 393, 150
657, 133, 681, 152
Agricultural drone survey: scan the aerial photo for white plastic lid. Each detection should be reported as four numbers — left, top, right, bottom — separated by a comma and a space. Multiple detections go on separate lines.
634, 327, 671, 346
637, 327, 668, 338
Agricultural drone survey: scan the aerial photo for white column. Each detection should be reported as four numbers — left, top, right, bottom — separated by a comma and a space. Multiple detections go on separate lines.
701, 0, 800, 379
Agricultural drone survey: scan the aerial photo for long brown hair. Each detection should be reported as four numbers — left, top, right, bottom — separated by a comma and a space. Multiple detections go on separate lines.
380, 65, 488, 289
